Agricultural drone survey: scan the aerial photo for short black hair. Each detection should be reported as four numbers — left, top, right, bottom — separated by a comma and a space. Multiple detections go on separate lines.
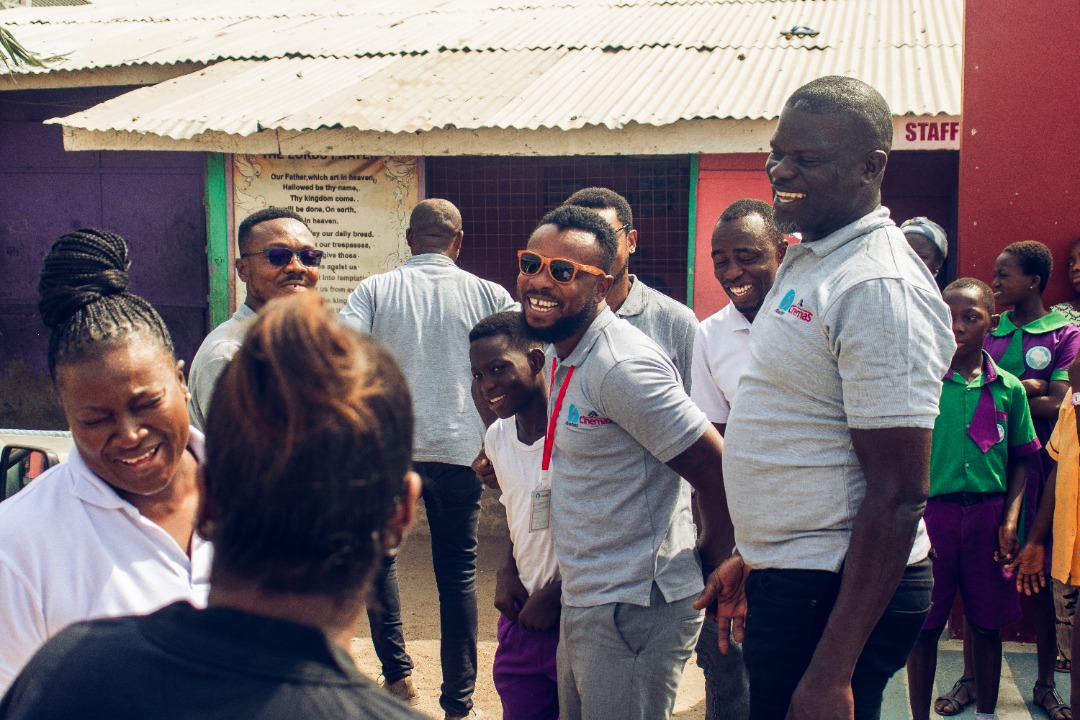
944, 277, 996, 315
469, 311, 540, 353
534, 205, 618, 272
785, 75, 893, 153
1002, 240, 1054, 293
717, 199, 785, 246
237, 207, 309, 253
38, 228, 175, 378
563, 187, 633, 228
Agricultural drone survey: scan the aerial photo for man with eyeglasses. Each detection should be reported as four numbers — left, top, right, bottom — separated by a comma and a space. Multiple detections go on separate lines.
341, 198, 516, 720
518, 205, 727, 720
563, 187, 698, 392
188, 206, 322, 430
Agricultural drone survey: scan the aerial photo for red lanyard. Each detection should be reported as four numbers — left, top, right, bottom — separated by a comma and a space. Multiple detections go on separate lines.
541, 358, 575, 474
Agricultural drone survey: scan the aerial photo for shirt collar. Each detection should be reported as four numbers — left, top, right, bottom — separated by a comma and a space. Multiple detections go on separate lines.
554, 306, 618, 368
405, 253, 456, 267
944, 350, 1000, 386
990, 309, 1071, 337
234, 303, 257, 322
616, 275, 646, 318
801, 207, 894, 257
721, 302, 752, 332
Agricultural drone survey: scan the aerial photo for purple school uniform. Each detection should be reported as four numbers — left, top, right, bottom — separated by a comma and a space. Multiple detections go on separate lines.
984, 310, 1080, 551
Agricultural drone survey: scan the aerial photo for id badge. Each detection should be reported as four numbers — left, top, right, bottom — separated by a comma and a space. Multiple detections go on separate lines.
529, 487, 551, 532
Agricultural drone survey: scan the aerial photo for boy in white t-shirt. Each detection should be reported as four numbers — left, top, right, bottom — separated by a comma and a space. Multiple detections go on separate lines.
469, 311, 560, 720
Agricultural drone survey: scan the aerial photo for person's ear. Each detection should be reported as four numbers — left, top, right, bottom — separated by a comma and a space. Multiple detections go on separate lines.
384, 471, 421, 553
595, 273, 614, 301
527, 347, 546, 375
989, 312, 1001, 333
626, 228, 638, 256
175, 359, 191, 404
862, 149, 888, 183
448, 231, 464, 261
235, 255, 251, 284
776, 241, 789, 264
195, 466, 217, 540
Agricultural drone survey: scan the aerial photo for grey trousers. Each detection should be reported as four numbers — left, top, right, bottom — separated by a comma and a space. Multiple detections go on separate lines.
558, 583, 704, 720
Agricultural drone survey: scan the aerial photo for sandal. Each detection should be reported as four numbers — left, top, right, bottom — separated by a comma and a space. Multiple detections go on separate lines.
1057, 655, 1072, 673
1034, 681, 1072, 720
934, 676, 976, 716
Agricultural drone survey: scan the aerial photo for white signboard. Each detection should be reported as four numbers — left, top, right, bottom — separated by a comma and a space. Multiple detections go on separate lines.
892, 116, 961, 150
233, 154, 419, 309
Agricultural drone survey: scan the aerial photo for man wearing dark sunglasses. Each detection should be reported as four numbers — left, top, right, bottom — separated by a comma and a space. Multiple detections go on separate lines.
563, 187, 698, 393
518, 205, 727, 720
188, 207, 321, 429
341, 198, 516, 720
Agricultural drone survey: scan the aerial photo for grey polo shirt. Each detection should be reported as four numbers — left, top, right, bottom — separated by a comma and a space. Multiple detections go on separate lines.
187, 303, 257, 430
549, 307, 711, 608
616, 276, 698, 394
723, 208, 954, 572
340, 253, 516, 467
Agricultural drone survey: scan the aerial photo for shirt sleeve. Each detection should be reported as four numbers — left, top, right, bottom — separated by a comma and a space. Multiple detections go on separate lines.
0, 557, 48, 695
690, 326, 730, 424
827, 278, 955, 430
187, 341, 241, 431
1047, 398, 1070, 462
597, 353, 710, 463
339, 281, 376, 332
1006, 376, 1041, 455
1051, 325, 1080, 382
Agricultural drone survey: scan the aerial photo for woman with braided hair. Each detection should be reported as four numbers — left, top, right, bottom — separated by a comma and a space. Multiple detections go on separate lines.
1, 293, 425, 719
0, 229, 211, 694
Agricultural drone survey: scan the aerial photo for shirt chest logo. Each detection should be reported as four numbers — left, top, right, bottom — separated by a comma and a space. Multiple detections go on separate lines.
1025, 345, 1051, 370
775, 288, 814, 323
565, 403, 611, 428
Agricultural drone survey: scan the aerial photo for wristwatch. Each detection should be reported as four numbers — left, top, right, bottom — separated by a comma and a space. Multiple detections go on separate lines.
1071, 391, 1080, 407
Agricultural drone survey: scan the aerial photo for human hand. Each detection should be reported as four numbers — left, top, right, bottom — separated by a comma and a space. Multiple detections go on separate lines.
694, 555, 748, 654
1006, 543, 1046, 595
1022, 378, 1050, 397
786, 675, 853, 720
494, 564, 529, 623
995, 523, 1019, 564
471, 447, 499, 491
517, 580, 561, 631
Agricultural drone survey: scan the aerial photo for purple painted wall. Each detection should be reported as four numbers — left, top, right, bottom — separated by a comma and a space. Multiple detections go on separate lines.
0, 87, 208, 429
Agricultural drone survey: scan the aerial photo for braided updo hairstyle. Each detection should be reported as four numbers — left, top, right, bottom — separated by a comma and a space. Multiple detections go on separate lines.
38, 229, 175, 377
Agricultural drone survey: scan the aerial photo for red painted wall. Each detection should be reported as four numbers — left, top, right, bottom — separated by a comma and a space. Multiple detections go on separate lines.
958, 1, 1080, 304
692, 154, 773, 319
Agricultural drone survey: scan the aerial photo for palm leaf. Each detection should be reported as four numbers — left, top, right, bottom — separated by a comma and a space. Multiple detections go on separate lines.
0, 26, 68, 72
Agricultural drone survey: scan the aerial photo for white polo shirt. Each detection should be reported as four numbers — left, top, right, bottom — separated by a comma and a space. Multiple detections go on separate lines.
0, 429, 212, 692
690, 302, 752, 424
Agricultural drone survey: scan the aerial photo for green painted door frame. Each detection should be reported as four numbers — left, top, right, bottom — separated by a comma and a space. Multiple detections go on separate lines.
204, 153, 230, 328
686, 153, 698, 309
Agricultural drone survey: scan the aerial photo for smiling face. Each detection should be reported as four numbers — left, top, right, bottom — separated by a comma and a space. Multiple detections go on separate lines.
711, 214, 786, 322
517, 223, 612, 356
55, 341, 191, 505
992, 252, 1039, 308
766, 107, 885, 242
469, 335, 544, 420
944, 286, 996, 360
236, 218, 320, 311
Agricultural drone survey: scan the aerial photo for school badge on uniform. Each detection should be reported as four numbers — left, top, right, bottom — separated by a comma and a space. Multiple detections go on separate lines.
1025, 346, 1051, 370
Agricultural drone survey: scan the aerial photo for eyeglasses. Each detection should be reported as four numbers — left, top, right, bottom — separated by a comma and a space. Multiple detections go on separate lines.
517, 250, 606, 284
613, 223, 632, 236
241, 248, 325, 268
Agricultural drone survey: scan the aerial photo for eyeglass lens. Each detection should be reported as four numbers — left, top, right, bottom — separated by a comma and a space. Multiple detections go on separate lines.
265, 248, 324, 267
518, 252, 577, 284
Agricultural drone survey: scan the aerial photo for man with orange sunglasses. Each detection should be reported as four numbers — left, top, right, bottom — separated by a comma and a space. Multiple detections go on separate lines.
517, 205, 728, 720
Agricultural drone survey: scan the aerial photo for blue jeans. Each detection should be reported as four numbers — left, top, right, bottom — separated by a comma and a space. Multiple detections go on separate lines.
742, 559, 932, 720
696, 615, 750, 720
368, 462, 483, 716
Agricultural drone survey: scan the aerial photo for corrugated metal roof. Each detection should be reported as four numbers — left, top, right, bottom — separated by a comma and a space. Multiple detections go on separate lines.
6, 0, 962, 145
6, 0, 960, 71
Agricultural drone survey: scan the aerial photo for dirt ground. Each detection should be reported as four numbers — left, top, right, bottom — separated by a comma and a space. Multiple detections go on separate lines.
349, 490, 707, 719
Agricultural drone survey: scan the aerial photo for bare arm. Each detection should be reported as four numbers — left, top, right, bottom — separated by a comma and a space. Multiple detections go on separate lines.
1028, 379, 1069, 419
786, 426, 929, 720
665, 426, 732, 568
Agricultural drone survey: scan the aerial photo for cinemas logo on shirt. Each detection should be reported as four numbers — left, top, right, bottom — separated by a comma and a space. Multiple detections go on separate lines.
776, 289, 814, 323
564, 404, 611, 428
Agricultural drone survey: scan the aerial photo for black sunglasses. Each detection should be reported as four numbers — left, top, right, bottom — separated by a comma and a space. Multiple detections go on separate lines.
241, 248, 325, 268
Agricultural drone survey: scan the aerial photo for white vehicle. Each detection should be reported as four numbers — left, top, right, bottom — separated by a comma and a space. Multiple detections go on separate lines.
0, 430, 73, 501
